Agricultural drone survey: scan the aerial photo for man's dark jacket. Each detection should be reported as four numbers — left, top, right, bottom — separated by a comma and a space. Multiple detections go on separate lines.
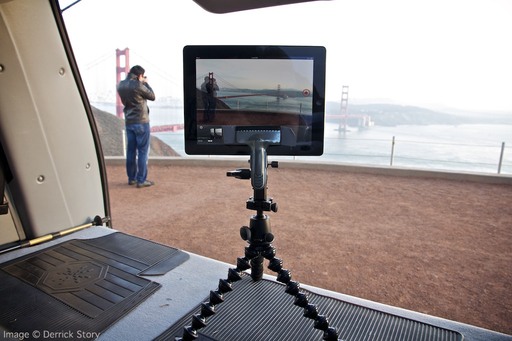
117, 73, 156, 125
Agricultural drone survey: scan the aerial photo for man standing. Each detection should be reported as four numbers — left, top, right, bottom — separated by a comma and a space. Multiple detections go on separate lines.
200, 75, 219, 123
117, 65, 156, 188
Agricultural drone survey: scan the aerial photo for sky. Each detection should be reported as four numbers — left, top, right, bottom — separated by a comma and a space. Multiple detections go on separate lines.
61, 0, 512, 113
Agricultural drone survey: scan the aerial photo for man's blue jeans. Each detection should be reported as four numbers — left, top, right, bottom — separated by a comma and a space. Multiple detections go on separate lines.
125, 123, 150, 184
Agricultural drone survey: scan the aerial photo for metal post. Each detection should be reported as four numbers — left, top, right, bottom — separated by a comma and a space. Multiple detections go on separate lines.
390, 136, 395, 166
498, 142, 505, 174
340, 86, 349, 136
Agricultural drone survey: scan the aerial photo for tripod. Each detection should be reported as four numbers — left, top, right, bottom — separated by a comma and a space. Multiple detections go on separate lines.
176, 133, 340, 341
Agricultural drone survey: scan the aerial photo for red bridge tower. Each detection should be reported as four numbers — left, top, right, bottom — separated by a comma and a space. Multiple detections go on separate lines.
116, 48, 130, 118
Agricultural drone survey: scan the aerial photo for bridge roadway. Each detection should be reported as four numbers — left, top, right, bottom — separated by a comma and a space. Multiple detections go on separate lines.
150, 123, 184, 133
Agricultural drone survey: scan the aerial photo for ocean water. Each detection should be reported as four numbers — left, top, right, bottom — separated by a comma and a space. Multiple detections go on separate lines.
93, 102, 512, 175
153, 123, 512, 174
320, 123, 512, 174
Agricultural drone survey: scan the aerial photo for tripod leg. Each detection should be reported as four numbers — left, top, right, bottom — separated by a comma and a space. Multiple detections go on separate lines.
266, 249, 341, 341
175, 257, 250, 341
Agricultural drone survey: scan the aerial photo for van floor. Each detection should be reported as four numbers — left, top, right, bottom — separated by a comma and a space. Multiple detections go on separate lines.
106, 162, 512, 335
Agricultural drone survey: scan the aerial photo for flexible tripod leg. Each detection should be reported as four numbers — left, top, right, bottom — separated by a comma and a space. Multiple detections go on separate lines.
264, 248, 341, 340
243, 225, 340, 341
174, 257, 248, 341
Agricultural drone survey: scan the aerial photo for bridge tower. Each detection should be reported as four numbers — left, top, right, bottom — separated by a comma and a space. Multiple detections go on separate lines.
340, 85, 349, 134
116, 48, 130, 118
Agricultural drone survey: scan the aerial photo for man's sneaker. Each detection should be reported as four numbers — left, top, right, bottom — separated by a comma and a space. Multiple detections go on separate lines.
137, 180, 155, 188
128, 180, 136, 185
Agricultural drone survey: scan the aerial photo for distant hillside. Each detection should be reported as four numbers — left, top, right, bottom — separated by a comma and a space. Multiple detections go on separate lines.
326, 102, 468, 126
91, 106, 180, 157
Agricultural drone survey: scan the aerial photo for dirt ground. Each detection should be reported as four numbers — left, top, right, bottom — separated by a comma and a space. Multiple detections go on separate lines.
106, 162, 512, 335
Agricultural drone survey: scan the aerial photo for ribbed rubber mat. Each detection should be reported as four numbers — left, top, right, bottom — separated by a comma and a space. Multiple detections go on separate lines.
158, 275, 462, 341
0, 233, 188, 340
77, 232, 190, 276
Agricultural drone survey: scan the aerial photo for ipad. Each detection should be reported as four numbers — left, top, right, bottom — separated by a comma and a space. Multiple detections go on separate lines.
183, 45, 326, 155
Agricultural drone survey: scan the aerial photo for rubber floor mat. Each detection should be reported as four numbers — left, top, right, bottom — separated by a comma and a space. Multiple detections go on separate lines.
158, 274, 462, 341
0, 232, 189, 339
